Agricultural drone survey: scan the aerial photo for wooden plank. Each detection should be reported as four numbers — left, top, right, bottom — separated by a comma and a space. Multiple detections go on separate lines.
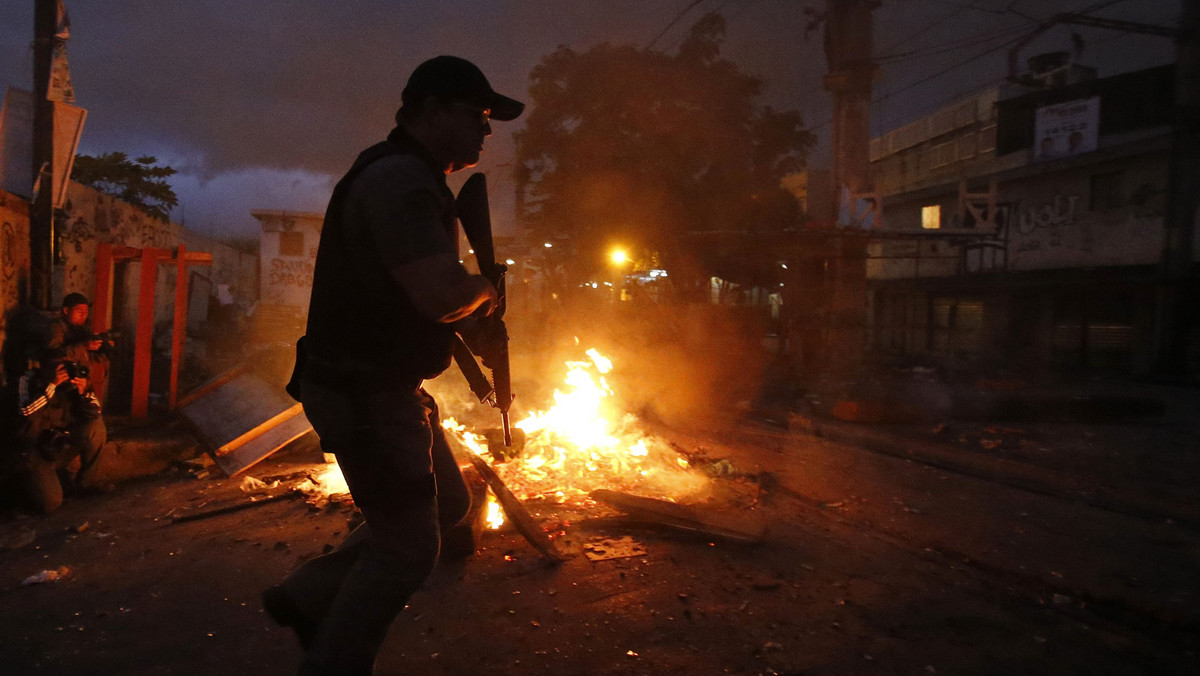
219, 403, 305, 455
214, 408, 312, 477
171, 491, 302, 524
175, 364, 250, 409
109, 245, 142, 260
180, 251, 214, 264
467, 453, 565, 564
589, 489, 767, 544
177, 371, 311, 476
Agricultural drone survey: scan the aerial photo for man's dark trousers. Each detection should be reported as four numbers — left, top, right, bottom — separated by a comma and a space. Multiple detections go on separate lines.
282, 379, 471, 676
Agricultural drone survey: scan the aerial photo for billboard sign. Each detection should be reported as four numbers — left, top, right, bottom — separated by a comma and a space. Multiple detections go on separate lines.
1034, 96, 1100, 161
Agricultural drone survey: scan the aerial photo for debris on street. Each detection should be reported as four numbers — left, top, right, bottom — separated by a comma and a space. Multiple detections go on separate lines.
21, 566, 70, 586
583, 535, 647, 561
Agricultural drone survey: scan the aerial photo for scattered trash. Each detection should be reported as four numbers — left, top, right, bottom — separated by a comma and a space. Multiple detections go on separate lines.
1, 527, 37, 551
979, 439, 1002, 450
762, 641, 784, 652
239, 476, 278, 493
182, 455, 214, 471
932, 423, 949, 435
22, 566, 71, 586
1051, 593, 1072, 606
584, 536, 647, 561
73, 522, 90, 534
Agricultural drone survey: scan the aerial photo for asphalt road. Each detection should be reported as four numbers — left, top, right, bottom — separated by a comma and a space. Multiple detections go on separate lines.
1, 412, 1197, 675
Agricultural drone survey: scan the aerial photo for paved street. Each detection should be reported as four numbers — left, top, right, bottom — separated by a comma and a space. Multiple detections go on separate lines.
1, 403, 1197, 675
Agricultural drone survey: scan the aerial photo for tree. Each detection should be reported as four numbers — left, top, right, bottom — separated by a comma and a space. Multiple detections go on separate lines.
514, 13, 816, 287
71, 152, 178, 221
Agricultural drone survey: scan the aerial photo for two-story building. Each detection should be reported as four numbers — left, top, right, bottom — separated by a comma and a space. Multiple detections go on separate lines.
866, 58, 1196, 379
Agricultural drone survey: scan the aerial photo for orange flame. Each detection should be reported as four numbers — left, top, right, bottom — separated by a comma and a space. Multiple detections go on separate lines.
443, 348, 706, 508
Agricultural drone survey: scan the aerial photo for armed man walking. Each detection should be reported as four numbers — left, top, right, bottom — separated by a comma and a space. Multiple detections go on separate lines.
262, 55, 522, 676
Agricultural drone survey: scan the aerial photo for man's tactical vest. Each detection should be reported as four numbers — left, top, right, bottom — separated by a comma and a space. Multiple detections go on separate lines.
300, 127, 457, 389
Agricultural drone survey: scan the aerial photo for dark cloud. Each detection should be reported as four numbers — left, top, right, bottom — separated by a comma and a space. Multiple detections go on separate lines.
0, 1, 1178, 237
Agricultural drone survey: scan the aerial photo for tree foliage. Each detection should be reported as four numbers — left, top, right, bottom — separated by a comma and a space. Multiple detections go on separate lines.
514, 13, 816, 285
71, 152, 178, 221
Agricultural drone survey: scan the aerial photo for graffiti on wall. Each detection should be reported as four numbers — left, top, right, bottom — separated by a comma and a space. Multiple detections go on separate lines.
957, 192, 1090, 271
1013, 194, 1082, 253
1, 221, 15, 282
269, 258, 314, 288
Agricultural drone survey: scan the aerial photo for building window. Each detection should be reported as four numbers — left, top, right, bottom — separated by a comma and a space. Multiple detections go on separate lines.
922, 205, 941, 229
279, 231, 305, 256
1089, 171, 1124, 210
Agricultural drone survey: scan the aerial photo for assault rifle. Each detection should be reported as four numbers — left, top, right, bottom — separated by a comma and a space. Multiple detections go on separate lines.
453, 172, 514, 446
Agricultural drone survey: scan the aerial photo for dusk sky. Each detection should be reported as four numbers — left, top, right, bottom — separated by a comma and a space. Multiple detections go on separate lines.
0, 1, 1180, 239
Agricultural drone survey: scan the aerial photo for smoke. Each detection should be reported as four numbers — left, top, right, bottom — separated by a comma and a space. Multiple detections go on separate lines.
497, 297, 767, 430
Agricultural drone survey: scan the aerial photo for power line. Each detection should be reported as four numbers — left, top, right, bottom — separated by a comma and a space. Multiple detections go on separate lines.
808, 0, 1139, 134
877, 0, 988, 55
876, 0, 1134, 104
876, 22, 1034, 64
645, 0, 706, 50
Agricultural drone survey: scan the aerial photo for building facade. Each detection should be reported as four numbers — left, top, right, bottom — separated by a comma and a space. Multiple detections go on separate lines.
867, 63, 1197, 379
249, 209, 322, 346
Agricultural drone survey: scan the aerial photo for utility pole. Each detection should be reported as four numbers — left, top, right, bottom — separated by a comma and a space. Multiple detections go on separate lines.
30, 0, 57, 310
821, 0, 879, 375
1155, 0, 1199, 378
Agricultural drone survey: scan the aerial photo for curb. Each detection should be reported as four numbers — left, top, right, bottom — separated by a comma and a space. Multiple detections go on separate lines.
786, 412, 1200, 531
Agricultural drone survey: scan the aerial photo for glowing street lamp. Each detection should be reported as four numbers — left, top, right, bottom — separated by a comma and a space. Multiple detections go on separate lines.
610, 247, 628, 266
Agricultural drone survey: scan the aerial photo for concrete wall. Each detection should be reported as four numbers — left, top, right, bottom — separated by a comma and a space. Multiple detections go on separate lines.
251, 210, 322, 310
56, 183, 258, 332
0, 183, 258, 387
0, 190, 32, 384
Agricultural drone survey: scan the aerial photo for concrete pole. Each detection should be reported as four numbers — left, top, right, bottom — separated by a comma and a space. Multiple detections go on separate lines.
821, 0, 879, 375
30, 0, 56, 310
1154, 0, 1199, 378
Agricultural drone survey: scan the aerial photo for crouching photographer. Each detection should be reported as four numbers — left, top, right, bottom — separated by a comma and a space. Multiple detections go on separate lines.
12, 348, 109, 514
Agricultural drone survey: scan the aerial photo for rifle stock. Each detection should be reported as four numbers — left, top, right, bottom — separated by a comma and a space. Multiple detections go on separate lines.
456, 172, 514, 446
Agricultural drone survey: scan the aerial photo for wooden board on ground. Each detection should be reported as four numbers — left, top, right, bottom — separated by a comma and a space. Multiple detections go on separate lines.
468, 453, 565, 564
178, 370, 313, 477
590, 489, 767, 544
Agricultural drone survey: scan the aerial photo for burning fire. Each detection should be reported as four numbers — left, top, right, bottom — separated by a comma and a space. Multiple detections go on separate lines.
299, 348, 707, 530
443, 348, 707, 509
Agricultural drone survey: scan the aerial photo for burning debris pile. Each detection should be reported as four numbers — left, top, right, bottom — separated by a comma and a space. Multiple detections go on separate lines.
171, 346, 758, 556
442, 348, 709, 508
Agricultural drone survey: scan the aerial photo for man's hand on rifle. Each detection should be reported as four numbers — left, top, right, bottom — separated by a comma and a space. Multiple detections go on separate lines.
458, 316, 508, 371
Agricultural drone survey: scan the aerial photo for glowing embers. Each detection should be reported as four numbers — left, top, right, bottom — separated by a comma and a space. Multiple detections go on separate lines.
443, 348, 706, 508
296, 456, 350, 499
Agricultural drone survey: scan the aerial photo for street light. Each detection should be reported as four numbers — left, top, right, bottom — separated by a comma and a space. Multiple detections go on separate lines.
610, 247, 628, 266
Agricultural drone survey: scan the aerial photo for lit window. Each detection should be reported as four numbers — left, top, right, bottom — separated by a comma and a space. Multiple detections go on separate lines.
922, 205, 941, 230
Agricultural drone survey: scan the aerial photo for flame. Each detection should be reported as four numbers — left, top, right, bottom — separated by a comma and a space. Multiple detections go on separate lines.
442, 348, 706, 508
296, 459, 350, 498
302, 349, 707, 531
484, 495, 504, 530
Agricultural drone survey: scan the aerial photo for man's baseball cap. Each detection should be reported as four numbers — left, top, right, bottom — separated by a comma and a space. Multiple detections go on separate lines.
401, 56, 525, 122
